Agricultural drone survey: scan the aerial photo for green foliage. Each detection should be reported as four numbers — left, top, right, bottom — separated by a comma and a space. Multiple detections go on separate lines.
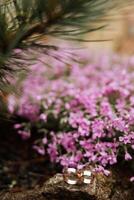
0, 0, 132, 88
0, 0, 123, 53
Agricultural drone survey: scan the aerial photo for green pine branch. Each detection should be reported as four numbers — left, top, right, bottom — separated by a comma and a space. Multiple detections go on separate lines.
0, 0, 133, 89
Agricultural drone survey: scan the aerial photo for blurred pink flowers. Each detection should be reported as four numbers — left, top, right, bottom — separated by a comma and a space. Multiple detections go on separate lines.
8, 50, 134, 170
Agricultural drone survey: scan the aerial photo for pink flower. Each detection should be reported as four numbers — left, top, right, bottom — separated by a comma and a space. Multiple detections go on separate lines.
47, 143, 58, 162
18, 130, 31, 140
61, 133, 76, 152
112, 118, 127, 132
94, 165, 110, 176
100, 99, 114, 118
92, 119, 104, 139
33, 145, 45, 155
40, 113, 47, 121
14, 124, 22, 129
125, 152, 132, 161
42, 137, 48, 145
130, 177, 134, 182
59, 156, 69, 167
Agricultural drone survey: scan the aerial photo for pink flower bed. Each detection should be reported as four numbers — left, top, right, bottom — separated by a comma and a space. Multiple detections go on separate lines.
8, 50, 134, 173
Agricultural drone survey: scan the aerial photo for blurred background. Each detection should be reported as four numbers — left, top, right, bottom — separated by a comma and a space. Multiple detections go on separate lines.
85, 4, 134, 54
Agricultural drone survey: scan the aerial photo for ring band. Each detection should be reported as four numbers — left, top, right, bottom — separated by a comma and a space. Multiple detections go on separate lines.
63, 167, 92, 185
63, 168, 78, 185
83, 170, 92, 184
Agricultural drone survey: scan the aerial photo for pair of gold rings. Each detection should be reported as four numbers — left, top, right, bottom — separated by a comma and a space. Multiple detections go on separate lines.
63, 167, 93, 185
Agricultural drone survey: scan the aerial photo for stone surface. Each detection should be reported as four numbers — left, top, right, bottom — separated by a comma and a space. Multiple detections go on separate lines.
0, 173, 113, 200
0, 170, 133, 200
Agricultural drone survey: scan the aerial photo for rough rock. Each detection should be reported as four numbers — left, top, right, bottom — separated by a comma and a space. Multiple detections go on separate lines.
0, 171, 133, 200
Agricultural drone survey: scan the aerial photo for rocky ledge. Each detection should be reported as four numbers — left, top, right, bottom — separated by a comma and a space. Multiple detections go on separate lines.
0, 168, 134, 200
